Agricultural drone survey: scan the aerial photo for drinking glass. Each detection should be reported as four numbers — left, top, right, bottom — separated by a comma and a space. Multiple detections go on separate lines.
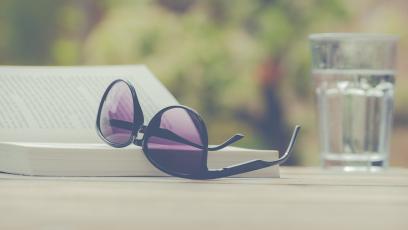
309, 33, 398, 171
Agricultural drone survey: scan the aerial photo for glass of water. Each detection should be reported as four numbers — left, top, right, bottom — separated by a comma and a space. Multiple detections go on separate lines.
309, 33, 398, 172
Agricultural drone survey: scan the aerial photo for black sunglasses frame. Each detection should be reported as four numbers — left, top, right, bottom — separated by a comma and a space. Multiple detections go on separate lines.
96, 79, 300, 180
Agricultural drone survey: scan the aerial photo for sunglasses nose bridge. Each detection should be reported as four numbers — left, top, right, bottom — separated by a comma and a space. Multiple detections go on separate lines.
133, 125, 147, 146
137, 125, 146, 134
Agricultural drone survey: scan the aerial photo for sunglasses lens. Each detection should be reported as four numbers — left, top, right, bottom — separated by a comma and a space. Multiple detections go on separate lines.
98, 81, 134, 146
146, 107, 206, 176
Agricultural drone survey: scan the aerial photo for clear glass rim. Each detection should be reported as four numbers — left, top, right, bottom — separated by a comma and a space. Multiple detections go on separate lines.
309, 33, 398, 41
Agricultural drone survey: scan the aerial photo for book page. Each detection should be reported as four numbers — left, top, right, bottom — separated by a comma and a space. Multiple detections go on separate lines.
0, 65, 178, 143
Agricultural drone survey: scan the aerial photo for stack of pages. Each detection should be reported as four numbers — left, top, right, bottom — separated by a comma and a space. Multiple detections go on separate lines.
0, 65, 279, 177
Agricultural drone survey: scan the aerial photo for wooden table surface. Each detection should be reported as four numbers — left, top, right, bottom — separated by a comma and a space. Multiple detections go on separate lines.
1, 167, 407, 230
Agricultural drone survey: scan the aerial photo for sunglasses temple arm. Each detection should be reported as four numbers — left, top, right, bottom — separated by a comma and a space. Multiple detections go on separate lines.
109, 119, 207, 149
207, 134, 244, 151
205, 126, 300, 179
153, 128, 205, 149
154, 129, 245, 151
109, 119, 134, 130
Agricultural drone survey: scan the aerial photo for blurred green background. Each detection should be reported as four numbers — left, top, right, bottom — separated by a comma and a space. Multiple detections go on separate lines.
1, 0, 407, 166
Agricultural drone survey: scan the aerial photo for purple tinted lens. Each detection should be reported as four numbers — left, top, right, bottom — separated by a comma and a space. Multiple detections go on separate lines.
99, 81, 134, 146
146, 108, 206, 175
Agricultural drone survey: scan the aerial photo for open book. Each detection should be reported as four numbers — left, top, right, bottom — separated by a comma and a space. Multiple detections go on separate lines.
0, 65, 279, 177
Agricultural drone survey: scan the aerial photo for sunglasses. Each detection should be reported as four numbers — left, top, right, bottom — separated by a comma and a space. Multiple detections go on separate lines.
96, 79, 300, 179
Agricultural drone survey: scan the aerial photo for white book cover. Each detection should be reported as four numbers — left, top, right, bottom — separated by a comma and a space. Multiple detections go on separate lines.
0, 65, 279, 178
